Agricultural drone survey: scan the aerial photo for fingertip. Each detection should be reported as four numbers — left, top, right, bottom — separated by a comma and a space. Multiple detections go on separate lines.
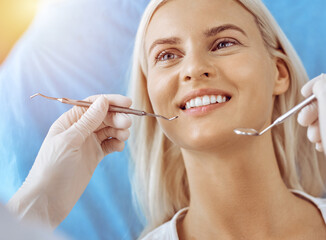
301, 86, 308, 97
313, 79, 326, 99
315, 142, 324, 152
118, 128, 130, 142
307, 121, 321, 143
110, 113, 132, 129
312, 73, 326, 82
121, 113, 132, 128
307, 128, 315, 143
297, 111, 305, 126
301, 74, 326, 97
124, 97, 133, 108
301, 81, 313, 97
101, 139, 125, 155
297, 107, 310, 127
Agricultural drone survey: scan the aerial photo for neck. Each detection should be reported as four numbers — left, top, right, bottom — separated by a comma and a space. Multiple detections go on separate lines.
179, 132, 300, 239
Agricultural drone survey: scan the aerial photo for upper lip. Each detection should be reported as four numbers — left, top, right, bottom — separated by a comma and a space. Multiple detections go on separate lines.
179, 88, 232, 109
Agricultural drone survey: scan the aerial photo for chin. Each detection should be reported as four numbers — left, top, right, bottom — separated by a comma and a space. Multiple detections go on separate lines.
170, 126, 236, 152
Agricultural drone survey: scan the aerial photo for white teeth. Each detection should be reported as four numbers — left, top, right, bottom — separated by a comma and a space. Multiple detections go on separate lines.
216, 95, 223, 103
210, 95, 216, 104
183, 94, 230, 110
190, 99, 196, 107
202, 95, 210, 105
195, 97, 202, 107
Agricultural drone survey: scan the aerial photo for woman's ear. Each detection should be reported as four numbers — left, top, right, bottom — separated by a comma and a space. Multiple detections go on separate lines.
273, 58, 290, 95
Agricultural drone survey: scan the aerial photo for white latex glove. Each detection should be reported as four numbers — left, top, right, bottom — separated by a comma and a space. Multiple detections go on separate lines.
297, 73, 326, 153
0, 203, 67, 240
7, 94, 132, 228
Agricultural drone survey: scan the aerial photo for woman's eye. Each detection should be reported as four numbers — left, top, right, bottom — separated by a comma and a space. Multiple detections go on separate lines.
212, 39, 239, 51
155, 51, 180, 63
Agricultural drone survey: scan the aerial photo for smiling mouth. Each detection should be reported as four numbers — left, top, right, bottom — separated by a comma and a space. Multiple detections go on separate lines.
180, 94, 232, 110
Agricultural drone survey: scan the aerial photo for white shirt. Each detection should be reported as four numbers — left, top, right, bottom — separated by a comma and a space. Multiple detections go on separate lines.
142, 190, 326, 240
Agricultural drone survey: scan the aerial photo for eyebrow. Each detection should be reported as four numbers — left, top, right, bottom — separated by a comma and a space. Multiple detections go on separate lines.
148, 37, 182, 55
204, 24, 247, 37
148, 24, 247, 55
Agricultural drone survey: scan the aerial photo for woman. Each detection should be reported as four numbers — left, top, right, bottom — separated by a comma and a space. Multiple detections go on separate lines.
8, 0, 326, 239
129, 0, 326, 239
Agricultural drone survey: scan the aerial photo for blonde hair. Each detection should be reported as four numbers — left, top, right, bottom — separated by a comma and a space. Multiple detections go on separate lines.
128, 0, 326, 236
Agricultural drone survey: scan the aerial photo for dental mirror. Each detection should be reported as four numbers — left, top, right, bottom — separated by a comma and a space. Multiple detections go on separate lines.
234, 94, 316, 136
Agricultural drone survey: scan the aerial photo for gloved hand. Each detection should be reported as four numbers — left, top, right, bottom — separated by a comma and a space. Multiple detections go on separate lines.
7, 94, 132, 228
297, 73, 326, 153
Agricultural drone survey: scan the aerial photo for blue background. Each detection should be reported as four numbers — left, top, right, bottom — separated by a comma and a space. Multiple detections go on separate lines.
0, 0, 325, 239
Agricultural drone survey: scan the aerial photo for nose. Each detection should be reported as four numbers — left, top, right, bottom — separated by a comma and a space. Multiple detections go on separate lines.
181, 52, 216, 82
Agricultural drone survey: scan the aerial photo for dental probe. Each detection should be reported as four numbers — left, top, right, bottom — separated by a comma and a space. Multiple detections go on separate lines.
30, 93, 178, 121
234, 94, 316, 136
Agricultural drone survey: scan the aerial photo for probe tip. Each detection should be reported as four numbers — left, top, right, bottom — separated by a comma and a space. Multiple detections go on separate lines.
30, 93, 40, 99
169, 116, 179, 121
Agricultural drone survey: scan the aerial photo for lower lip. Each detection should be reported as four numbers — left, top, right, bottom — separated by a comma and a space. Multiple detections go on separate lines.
182, 100, 230, 116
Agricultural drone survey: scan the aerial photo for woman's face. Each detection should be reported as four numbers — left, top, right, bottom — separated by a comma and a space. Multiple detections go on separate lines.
145, 0, 288, 151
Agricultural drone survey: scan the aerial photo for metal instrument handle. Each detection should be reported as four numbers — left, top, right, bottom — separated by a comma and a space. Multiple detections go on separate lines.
62, 98, 145, 116
275, 94, 316, 124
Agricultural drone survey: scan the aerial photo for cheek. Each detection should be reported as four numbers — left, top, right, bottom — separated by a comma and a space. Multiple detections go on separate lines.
224, 50, 275, 89
220, 49, 275, 99
218, 51, 276, 125
147, 69, 183, 146
147, 68, 179, 115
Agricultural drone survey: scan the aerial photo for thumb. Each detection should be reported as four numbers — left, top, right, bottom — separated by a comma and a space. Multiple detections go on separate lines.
66, 95, 109, 146
313, 77, 326, 152
301, 74, 325, 97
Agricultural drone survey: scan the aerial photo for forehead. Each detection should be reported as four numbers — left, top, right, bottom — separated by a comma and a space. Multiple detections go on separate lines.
146, 0, 257, 48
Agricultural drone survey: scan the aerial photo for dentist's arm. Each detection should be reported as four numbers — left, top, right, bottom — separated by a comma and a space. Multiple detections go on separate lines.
297, 74, 326, 152
7, 94, 132, 228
